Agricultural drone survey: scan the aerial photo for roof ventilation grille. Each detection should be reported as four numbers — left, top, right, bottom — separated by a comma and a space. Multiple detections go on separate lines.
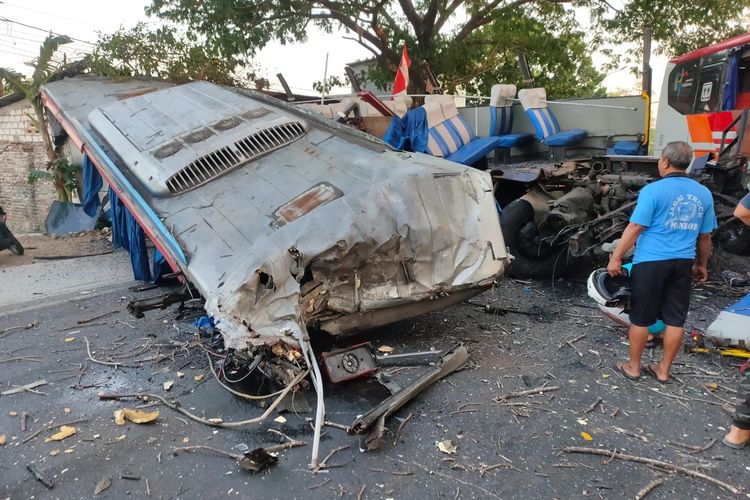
165, 121, 306, 194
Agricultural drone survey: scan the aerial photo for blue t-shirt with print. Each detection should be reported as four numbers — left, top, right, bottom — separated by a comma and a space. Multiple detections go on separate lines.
630, 175, 717, 264
741, 192, 750, 210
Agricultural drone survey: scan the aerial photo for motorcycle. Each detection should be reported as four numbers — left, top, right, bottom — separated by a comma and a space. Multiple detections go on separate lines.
0, 208, 24, 255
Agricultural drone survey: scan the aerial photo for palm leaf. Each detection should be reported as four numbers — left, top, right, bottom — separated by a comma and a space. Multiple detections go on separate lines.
0, 68, 30, 98
31, 35, 72, 87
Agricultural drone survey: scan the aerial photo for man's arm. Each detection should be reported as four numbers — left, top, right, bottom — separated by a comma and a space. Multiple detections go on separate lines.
607, 222, 645, 276
735, 202, 750, 226
693, 233, 712, 282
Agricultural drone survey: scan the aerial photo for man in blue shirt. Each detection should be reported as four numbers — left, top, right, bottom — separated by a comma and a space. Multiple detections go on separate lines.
607, 141, 717, 382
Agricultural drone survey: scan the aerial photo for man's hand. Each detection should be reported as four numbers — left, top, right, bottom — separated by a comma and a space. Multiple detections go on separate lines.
607, 255, 623, 276
692, 264, 708, 282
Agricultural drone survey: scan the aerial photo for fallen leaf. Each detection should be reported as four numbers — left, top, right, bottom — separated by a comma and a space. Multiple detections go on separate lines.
64, 337, 75, 343
436, 439, 457, 454
163, 380, 174, 391
46, 426, 76, 442
0, 435, 6, 445
576, 418, 588, 426
274, 416, 287, 424
581, 431, 593, 441
378, 345, 394, 353
63, 408, 71, 414
114, 408, 160, 426
94, 477, 112, 495
182, 437, 190, 444
49, 449, 61, 456
176, 371, 185, 378
8, 411, 17, 417
705, 383, 718, 391
194, 374, 204, 382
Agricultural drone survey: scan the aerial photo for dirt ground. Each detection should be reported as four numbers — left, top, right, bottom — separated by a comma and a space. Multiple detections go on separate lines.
0, 231, 114, 268
0, 257, 749, 499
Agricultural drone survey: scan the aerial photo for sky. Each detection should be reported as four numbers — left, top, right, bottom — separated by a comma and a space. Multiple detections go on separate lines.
0, 0, 667, 99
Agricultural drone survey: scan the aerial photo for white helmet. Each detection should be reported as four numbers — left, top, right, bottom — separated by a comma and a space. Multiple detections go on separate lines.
587, 268, 631, 307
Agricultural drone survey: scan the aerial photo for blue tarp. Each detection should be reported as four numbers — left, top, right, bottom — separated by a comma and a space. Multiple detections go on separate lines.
384, 107, 429, 153
722, 52, 739, 111
152, 249, 172, 282
82, 155, 103, 217
109, 187, 152, 282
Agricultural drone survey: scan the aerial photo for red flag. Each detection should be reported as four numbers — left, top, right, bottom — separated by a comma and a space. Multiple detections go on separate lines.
391, 44, 410, 99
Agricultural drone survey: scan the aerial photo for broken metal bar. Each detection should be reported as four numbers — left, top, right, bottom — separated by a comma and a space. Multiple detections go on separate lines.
349, 344, 468, 435
375, 350, 444, 367
126, 291, 195, 318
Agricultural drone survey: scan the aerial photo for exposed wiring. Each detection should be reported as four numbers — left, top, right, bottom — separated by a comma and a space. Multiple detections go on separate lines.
297, 327, 325, 470
206, 350, 296, 401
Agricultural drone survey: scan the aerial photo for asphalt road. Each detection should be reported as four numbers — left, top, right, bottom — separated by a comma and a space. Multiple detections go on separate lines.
0, 263, 748, 499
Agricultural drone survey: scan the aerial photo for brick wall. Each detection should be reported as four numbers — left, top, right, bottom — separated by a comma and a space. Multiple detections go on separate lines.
0, 100, 57, 234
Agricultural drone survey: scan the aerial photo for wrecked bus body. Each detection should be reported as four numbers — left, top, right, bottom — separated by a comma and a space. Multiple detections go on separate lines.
41, 76, 509, 366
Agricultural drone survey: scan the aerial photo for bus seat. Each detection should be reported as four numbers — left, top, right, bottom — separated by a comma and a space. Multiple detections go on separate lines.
489, 84, 533, 162
518, 88, 587, 159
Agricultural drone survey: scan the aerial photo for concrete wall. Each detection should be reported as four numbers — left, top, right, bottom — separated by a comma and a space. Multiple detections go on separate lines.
0, 100, 57, 233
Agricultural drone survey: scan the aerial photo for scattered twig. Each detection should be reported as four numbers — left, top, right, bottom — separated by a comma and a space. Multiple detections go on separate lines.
609, 407, 620, 418
612, 426, 649, 442
479, 463, 513, 477
0, 322, 37, 339
84, 338, 139, 368
1, 379, 48, 395
495, 385, 560, 402
265, 428, 305, 453
635, 478, 663, 500
315, 445, 350, 471
99, 367, 308, 429
145, 478, 151, 496
583, 397, 603, 414
21, 411, 28, 431
0, 356, 43, 364
308, 479, 331, 490
21, 418, 89, 444
357, 484, 366, 500
393, 412, 413, 446
564, 333, 587, 357
563, 446, 741, 494
77, 310, 119, 325
172, 445, 241, 460
323, 420, 351, 432
667, 438, 716, 455
450, 403, 480, 416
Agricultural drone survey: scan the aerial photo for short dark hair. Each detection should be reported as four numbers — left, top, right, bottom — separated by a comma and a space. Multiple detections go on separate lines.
661, 141, 693, 170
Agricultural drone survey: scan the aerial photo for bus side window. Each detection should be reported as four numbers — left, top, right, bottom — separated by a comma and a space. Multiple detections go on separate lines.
736, 56, 750, 109
695, 62, 723, 113
667, 61, 699, 115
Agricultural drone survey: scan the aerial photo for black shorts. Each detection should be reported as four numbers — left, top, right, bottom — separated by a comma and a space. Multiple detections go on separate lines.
629, 259, 693, 328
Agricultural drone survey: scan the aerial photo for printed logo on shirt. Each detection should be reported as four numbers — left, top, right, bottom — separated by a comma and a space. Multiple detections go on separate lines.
666, 194, 704, 231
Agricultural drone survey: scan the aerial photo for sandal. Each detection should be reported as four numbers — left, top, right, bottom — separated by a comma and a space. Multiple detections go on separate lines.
615, 361, 640, 381
644, 363, 672, 384
722, 436, 748, 450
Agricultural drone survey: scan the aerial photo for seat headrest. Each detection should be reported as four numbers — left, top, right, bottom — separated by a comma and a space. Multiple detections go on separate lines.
518, 88, 548, 110
423, 100, 446, 128
490, 84, 517, 107
424, 94, 458, 119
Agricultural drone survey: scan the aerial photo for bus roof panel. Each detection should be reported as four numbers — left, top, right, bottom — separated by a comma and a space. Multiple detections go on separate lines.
671, 32, 750, 64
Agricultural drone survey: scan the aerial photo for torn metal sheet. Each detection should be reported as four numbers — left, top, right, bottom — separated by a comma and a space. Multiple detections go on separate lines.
42, 77, 509, 361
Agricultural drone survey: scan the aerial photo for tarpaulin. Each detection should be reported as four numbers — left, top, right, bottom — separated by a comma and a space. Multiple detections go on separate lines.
722, 51, 739, 111
109, 187, 152, 282
82, 154, 103, 217
384, 106, 429, 153
152, 249, 172, 282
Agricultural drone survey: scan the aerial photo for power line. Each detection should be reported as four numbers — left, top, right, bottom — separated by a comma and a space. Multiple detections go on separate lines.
0, 32, 93, 53
0, 41, 36, 56
0, 17, 96, 45
0, 0, 102, 30
0, 47, 37, 59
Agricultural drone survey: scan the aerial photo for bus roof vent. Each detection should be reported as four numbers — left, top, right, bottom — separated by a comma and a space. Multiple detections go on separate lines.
166, 121, 306, 195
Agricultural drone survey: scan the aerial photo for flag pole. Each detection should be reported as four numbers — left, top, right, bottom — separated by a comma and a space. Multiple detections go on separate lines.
320, 53, 329, 105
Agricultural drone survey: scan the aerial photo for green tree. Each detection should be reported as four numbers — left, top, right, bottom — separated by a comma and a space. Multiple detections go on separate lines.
145, 0, 748, 98
87, 23, 260, 87
0, 35, 82, 203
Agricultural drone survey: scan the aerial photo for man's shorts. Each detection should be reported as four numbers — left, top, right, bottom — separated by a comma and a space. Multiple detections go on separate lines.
629, 259, 693, 328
